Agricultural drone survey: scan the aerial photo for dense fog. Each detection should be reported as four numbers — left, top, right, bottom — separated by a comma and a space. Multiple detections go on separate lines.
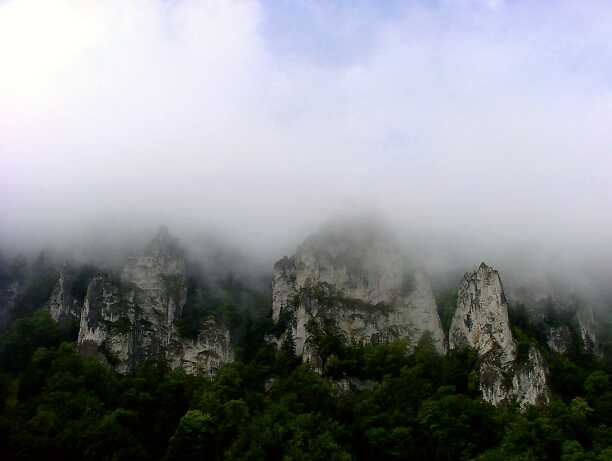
1, 0, 611, 301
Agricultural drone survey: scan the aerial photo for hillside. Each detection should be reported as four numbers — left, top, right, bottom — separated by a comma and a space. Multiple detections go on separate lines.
0, 225, 611, 460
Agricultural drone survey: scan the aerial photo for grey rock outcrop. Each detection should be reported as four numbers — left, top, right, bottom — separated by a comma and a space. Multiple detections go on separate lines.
546, 326, 573, 354
576, 302, 598, 354
78, 228, 233, 375
46, 264, 81, 323
449, 263, 516, 366
78, 273, 132, 372
449, 263, 549, 408
272, 222, 446, 364
511, 346, 549, 406
171, 318, 233, 375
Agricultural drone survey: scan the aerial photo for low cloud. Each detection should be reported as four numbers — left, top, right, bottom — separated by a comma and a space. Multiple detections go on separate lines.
1, 0, 611, 284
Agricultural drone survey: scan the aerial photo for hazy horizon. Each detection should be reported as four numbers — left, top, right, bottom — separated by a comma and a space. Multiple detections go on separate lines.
1, 0, 611, 294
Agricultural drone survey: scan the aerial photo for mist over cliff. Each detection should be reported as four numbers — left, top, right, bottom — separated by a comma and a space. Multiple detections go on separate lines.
2, 3, 612, 458
1, 0, 611, 310
1, 3, 611, 242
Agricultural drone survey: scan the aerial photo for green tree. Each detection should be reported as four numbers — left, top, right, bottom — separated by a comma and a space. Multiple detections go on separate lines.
165, 410, 216, 461
0, 310, 64, 373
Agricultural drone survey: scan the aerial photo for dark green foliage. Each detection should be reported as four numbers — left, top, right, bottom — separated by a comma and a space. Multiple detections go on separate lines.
10, 255, 29, 282
111, 317, 133, 335
306, 316, 346, 373
176, 270, 272, 361
417, 394, 500, 460
436, 288, 458, 332
70, 264, 99, 304
513, 325, 535, 363
598, 309, 612, 369
0, 254, 28, 287
1, 329, 205, 461
509, 302, 586, 359
1, 301, 611, 460
0, 310, 67, 373
165, 409, 216, 461
509, 303, 548, 345
13, 252, 58, 318
296, 280, 391, 316
175, 275, 221, 339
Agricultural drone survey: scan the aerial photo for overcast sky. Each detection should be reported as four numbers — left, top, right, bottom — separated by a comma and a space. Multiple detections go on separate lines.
1, 0, 611, 270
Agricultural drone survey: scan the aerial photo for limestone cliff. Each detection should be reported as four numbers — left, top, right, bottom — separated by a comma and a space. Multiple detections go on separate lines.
575, 301, 598, 354
78, 273, 132, 372
511, 346, 549, 407
272, 222, 446, 364
546, 326, 573, 354
449, 263, 516, 366
46, 264, 81, 323
449, 263, 549, 408
78, 228, 233, 375
170, 318, 233, 375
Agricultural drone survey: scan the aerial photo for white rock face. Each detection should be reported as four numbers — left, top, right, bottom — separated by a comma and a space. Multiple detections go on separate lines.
78, 274, 132, 372
449, 263, 516, 367
576, 302, 598, 354
546, 326, 573, 354
46, 264, 81, 323
170, 319, 234, 375
272, 222, 446, 363
479, 346, 548, 409
449, 263, 549, 408
512, 346, 549, 408
78, 228, 233, 375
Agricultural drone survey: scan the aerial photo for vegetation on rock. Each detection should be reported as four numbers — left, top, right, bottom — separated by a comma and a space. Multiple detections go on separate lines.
1, 302, 611, 460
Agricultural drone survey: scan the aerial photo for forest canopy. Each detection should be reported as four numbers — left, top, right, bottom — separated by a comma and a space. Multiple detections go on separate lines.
1, 304, 611, 461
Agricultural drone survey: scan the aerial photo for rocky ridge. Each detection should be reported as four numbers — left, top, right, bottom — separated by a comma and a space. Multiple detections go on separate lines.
45, 263, 81, 323
449, 263, 549, 408
272, 222, 447, 366
76, 227, 233, 375
1, 222, 605, 407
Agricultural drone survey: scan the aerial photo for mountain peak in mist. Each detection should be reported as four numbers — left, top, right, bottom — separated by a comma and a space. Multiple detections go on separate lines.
145, 225, 183, 258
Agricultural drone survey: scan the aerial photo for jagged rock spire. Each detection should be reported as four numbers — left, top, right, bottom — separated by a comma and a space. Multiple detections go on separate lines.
78, 227, 233, 375
449, 262, 515, 366
145, 225, 182, 258
449, 262, 549, 408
